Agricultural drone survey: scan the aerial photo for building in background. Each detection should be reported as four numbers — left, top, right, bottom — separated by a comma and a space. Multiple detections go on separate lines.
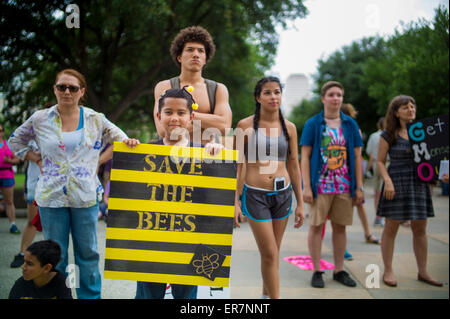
283, 73, 310, 117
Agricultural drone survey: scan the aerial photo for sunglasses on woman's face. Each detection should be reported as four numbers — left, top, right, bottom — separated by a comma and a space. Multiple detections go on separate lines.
55, 84, 81, 93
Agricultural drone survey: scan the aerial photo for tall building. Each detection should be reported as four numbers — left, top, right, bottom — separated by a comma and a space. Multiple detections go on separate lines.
283, 73, 310, 117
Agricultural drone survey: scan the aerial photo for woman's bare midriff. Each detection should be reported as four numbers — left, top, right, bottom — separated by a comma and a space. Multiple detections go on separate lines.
244, 161, 290, 190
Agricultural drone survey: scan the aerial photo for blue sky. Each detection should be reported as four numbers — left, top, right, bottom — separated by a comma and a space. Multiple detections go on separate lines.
271, 0, 449, 82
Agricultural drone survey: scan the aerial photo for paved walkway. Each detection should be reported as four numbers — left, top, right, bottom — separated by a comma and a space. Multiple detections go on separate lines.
0, 179, 448, 299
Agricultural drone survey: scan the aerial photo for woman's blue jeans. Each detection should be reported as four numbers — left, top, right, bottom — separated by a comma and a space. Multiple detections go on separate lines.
39, 204, 101, 299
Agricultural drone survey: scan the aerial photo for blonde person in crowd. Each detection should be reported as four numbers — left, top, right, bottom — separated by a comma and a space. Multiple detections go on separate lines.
300, 81, 363, 289
234, 76, 305, 299
376, 95, 442, 287
8, 68, 140, 298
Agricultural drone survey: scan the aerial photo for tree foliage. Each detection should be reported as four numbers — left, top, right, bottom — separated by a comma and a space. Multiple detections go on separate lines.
290, 6, 449, 138
0, 0, 308, 139
362, 6, 449, 120
288, 95, 321, 143
313, 36, 386, 135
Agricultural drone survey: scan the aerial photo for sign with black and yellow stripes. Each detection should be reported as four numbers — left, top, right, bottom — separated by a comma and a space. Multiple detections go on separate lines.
104, 142, 238, 287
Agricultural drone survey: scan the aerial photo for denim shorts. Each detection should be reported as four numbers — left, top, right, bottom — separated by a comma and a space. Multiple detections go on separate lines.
0, 178, 15, 188
241, 184, 292, 222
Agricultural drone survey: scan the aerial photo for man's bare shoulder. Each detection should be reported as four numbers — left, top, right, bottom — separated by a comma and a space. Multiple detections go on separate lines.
215, 82, 228, 91
154, 80, 172, 95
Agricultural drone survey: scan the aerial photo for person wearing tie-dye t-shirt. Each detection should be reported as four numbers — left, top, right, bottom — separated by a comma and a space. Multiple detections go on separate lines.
300, 81, 363, 289
318, 126, 351, 194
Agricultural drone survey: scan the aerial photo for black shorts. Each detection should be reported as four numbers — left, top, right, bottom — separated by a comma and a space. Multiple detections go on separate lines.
241, 184, 292, 222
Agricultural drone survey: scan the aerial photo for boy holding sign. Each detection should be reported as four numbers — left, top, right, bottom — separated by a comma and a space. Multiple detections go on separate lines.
135, 87, 223, 299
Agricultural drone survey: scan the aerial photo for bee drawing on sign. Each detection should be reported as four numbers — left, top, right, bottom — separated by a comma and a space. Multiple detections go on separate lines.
190, 244, 226, 281
192, 253, 220, 279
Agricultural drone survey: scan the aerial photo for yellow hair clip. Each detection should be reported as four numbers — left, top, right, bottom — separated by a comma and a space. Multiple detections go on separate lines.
192, 103, 199, 110
186, 86, 194, 93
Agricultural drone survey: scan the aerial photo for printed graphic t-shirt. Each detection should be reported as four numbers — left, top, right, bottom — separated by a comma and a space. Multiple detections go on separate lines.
317, 126, 351, 194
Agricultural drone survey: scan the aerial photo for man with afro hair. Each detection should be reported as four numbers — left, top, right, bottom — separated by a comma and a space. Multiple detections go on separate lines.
153, 26, 232, 145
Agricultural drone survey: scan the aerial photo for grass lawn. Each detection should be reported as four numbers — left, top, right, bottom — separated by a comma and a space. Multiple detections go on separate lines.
14, 173, 25, 190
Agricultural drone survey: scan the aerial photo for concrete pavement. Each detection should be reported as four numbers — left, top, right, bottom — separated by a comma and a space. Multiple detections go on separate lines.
0, 178, 448, 299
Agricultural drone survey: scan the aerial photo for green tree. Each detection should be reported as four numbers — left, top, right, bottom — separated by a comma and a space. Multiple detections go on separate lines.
288, 95, 321, 144
313, 36, 386, 135
0, 0, 308, 139
361, 6, 449, 120
295, 6, 449, 138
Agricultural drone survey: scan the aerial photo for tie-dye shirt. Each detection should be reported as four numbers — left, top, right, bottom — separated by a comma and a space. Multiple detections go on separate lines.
8, 105, 128, 208
317, 126, 351, 194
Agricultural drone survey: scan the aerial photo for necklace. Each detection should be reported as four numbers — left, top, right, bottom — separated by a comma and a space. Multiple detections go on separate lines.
324, 116, 340, 120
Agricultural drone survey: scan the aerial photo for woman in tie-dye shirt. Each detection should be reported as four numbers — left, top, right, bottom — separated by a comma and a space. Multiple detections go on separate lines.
8, 69, 140, 299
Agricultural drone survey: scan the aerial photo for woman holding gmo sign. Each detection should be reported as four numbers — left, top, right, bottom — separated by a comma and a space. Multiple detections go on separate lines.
376, 95, 442, 287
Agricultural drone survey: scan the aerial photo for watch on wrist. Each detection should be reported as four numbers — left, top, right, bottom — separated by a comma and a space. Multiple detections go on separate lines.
356, 186, 364, 192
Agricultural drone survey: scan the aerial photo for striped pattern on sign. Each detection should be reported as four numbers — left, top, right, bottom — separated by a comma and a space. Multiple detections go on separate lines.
104, 142, 238, 287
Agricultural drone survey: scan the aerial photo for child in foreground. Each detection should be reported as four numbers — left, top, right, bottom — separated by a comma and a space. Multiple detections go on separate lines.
9, 240, 72, 299
135, 86, 223, 299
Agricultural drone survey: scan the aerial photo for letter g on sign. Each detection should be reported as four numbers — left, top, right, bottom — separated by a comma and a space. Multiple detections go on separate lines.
409, 122, 425, 142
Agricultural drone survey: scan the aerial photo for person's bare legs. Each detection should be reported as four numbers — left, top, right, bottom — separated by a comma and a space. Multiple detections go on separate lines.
2, 186, 16, 224
331, 222, 346, 272
308, 223, 325, 271
249, 217, 288, 299
410, 219, 440, 283
261, 217, 289, 298
381, 218, 400, 283
374, 190, 381, 212
357, 204, 379, 243
20, 203, 38, 253
356, 205, 370, 237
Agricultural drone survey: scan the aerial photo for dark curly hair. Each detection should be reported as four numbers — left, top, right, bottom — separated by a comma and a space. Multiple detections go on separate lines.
170, 26, 216, 68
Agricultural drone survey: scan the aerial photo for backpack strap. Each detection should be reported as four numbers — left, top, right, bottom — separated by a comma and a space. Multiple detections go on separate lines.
204, 79, 217, 114
169, 77, 180, 89
169, 77, 217, 114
